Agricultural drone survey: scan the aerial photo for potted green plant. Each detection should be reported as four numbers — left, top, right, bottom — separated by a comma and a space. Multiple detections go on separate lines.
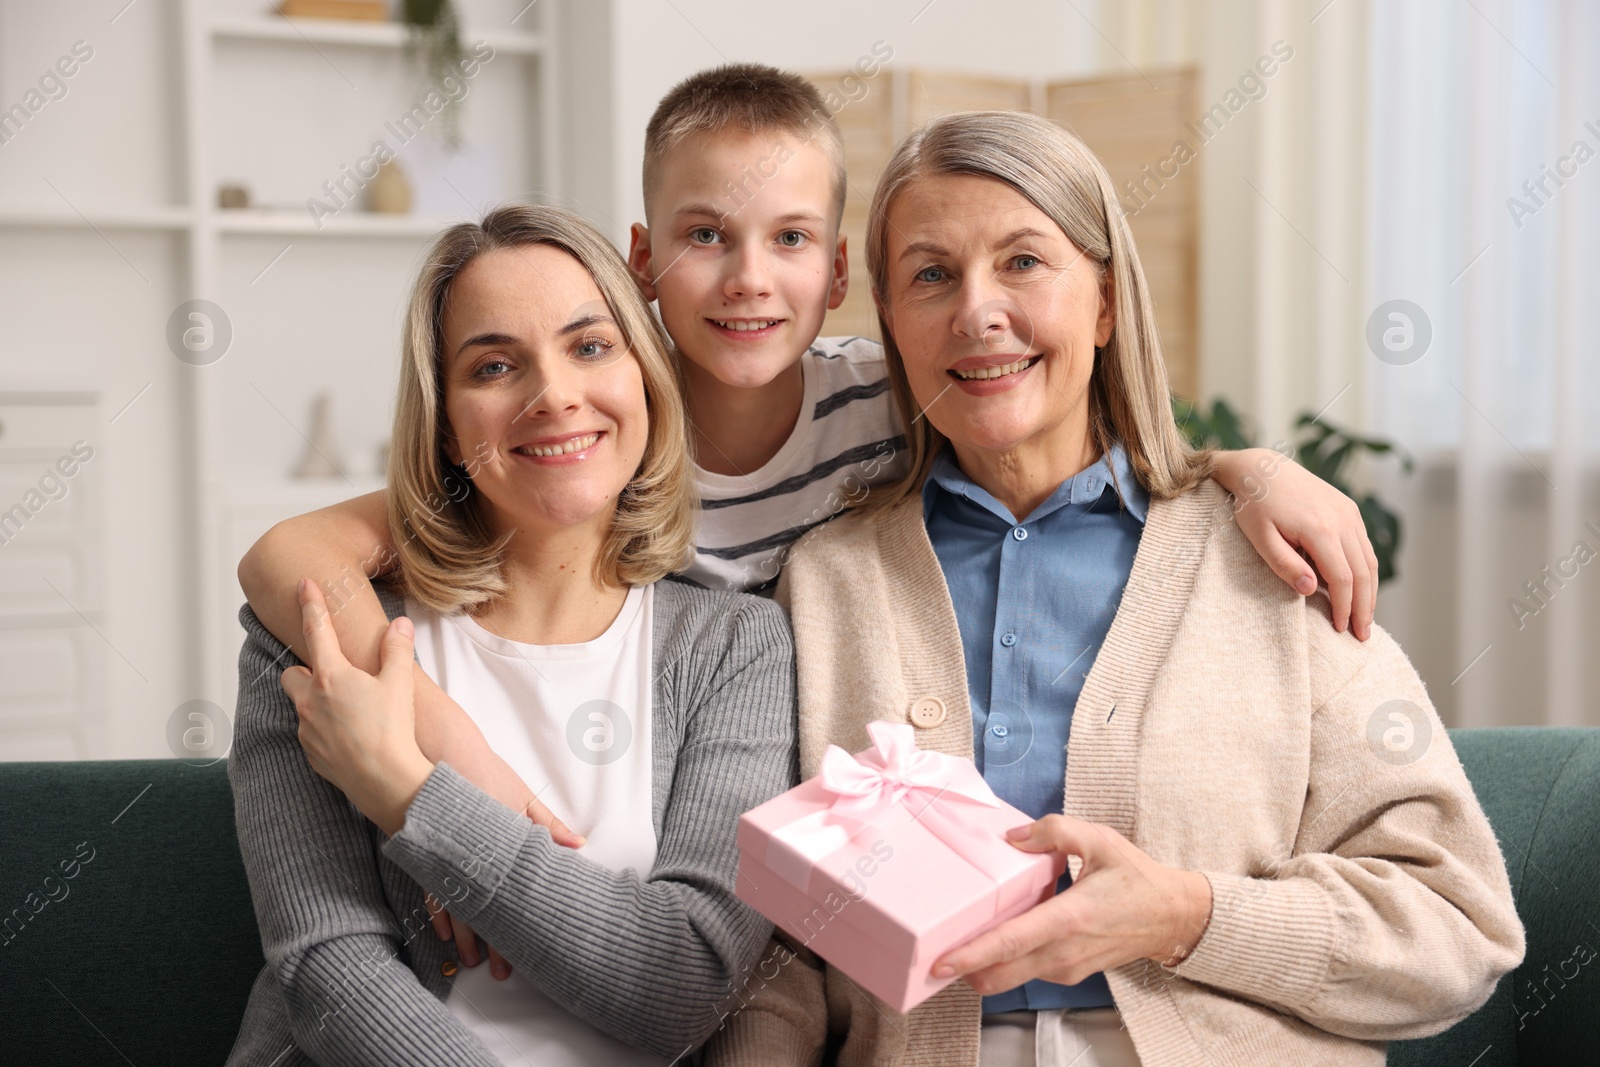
400, 0, 465, 145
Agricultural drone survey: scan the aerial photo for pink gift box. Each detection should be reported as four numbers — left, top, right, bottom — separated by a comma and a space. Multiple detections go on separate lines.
735, 721, 1059, 1013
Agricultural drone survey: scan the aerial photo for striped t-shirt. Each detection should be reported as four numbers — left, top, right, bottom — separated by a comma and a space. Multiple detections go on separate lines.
681, 336, 908, 593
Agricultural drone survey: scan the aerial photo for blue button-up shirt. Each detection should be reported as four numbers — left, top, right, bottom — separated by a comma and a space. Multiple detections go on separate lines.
922, 442, 1148, 1013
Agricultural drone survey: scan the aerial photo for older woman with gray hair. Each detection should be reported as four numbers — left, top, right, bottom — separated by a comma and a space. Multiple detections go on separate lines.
706, 111, 1522, 1067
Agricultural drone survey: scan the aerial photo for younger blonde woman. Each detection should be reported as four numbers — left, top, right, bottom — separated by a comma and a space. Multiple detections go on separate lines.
225, 205, 795, 1067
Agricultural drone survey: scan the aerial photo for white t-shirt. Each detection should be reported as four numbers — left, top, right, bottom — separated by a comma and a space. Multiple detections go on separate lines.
684, 335, 910, 593
405, 584, 664, 1067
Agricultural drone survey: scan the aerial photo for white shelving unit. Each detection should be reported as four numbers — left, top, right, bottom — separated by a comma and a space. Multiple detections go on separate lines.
0, 207, 195, 231
0, 0, 563, 759
211, 14, 546, 55
215, 210, 467, 236
188, 0, 563, 706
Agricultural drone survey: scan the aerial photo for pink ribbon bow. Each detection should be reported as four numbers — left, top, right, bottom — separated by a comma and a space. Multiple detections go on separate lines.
766, 721, 1039, 900
817, 720, 1002, 821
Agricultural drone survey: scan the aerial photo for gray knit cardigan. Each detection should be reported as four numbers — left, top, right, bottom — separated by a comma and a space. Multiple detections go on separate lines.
225, 579, 798, 1066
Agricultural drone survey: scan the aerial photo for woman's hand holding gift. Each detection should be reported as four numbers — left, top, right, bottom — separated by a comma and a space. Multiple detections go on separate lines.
932, 815, 1213, 992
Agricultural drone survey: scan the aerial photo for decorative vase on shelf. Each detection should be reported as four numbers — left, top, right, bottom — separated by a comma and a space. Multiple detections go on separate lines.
365, 159, 412, 215
292, 393, 346, 479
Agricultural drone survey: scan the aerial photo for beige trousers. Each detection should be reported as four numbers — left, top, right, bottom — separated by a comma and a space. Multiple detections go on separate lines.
979, 1008, 1141, 1067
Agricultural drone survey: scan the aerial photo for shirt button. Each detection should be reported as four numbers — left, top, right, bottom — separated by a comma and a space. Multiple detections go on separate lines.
1012, 527, 1028, 541
991, 723, 1010, 739
441, 960, 458, 977
909, 696, 947, 729
1000, 632, 1017, 647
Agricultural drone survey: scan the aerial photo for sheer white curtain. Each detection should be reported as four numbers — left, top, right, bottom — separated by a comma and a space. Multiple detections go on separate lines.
1365, 0, 1599, 726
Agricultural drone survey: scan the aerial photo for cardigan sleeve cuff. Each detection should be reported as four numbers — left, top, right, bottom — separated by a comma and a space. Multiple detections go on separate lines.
1172, 871, 1339, 1011
701, 1011, 820, 1067
381, 761, 539, 922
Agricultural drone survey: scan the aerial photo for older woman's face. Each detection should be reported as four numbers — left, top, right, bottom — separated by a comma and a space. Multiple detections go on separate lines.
880, 173, 1113, 464
440, 245, 649, 537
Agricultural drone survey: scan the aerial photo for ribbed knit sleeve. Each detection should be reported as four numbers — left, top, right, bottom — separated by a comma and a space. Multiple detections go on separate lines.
380, 588, 798, 1056
1172, 614, 1525, 1041
227, 604, 500, 1067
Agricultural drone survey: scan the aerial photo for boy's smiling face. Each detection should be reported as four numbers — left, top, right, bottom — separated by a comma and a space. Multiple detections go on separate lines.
629, 129, 848, 391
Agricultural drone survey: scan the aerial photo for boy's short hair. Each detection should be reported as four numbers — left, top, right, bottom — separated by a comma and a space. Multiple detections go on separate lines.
643, 63, 847, 224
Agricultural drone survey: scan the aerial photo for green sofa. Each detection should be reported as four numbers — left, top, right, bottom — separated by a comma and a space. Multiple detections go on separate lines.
3, 729, 1596, 1064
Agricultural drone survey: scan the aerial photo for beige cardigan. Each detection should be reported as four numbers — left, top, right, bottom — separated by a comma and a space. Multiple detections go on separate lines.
705, 479, 1522, 1066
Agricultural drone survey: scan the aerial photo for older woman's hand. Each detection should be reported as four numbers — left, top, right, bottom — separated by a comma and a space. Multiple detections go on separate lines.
931, 815, 1213, 993
280, 578, 436, 837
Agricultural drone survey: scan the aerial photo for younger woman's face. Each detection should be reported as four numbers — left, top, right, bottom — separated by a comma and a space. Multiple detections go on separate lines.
439, 245, 649, 538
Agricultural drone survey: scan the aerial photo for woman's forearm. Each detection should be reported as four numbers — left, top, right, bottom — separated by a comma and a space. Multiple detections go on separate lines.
381, 597, 798, 1055
412, 672, 554, 825
285, 934, 500, 1067
385, 766, 740, 1056
1171, 644, 1522, 1039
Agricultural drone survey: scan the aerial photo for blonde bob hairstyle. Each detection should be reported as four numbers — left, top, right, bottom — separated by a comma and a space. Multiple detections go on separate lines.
864, 110, 1214, 508
388, 203, 696, 615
